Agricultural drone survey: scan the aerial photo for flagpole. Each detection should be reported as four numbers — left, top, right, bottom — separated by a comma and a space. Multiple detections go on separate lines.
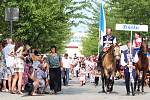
98, 0, 106, 56
130, 31, 133, 59
98, 0, 100, 56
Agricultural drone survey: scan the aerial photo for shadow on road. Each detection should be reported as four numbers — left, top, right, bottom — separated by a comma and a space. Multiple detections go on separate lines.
98, 91, 119, 94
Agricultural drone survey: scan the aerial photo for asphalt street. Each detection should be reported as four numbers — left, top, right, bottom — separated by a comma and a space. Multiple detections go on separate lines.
1, 78, 150, 100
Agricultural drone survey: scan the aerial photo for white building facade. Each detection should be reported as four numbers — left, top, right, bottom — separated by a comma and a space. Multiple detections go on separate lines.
65, 32, 88, 58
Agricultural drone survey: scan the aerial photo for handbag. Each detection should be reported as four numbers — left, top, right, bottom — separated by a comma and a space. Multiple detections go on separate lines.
25, 82, 34, 93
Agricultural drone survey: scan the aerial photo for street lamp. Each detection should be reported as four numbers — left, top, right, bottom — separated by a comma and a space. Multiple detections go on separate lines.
5, 7, 19, 39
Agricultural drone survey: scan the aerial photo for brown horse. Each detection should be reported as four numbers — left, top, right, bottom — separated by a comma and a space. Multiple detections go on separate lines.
101, 44, 120, 93
134, 39, 149, 93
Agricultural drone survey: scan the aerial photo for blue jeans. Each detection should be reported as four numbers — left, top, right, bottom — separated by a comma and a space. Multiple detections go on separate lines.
63, 68, 70, 86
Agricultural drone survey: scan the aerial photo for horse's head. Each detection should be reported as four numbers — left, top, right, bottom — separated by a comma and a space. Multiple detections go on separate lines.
114, 44, 121, 60
107, 44, 121, 60
140, 38, 148, 54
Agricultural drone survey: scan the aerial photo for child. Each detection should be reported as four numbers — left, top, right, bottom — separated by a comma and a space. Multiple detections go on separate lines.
89, 68, 95, 83
94, 70, 101, 86
78, 65, 86, 86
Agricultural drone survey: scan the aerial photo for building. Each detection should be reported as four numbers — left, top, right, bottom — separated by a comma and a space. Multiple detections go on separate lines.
65, 32, 88, 58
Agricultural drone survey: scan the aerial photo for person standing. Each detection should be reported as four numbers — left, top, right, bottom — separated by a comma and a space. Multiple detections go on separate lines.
121, 41, 137, 96
22, 47, 32, 92
47, 46, 63, 94
62, 53, 71, 86
2, 38, 15, 92
11, 42, 25, 94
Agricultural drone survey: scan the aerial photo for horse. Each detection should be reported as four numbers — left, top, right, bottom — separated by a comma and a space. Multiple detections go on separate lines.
100, 44, 121, 93
134, 38, 149, 94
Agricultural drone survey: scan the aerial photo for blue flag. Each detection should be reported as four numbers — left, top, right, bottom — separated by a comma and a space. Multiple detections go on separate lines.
99, 0, 106, 46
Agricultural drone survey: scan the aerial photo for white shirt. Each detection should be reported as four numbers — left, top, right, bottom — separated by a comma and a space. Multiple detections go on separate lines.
62, 57, 71, 68
2, 44, 15, 67
2, 44, 15, 59
121, 51, 139, 67
121, 53, 128, 67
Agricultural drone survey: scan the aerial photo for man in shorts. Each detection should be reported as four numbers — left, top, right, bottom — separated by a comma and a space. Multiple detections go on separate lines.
2, 38, 15, 92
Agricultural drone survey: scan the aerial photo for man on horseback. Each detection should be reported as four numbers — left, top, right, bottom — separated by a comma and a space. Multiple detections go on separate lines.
97, 28, 117, 70
121, 41, 137, 96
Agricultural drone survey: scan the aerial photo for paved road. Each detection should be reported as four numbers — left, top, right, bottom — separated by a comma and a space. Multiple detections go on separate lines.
1, 78, 150, 100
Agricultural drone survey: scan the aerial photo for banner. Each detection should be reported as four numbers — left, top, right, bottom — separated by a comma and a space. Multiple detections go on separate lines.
116, 24, 148, 32
99, 0, 106, 46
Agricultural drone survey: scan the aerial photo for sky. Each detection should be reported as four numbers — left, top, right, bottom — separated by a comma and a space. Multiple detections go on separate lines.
71, 23, 88, 33
71, 0, 94, 33
70, 0, 106, 33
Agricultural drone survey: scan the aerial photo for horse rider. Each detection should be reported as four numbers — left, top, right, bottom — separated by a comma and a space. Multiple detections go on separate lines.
133, 32, 142, 58
121, 41, 138, 96
97, 28, 117, 70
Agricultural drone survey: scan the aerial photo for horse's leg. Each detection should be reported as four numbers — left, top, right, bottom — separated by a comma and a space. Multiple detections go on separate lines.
137, 78, 141, 94
104, 69, 109, 93
106, 76, 109, 93
134, 70, 138, 91
110, 71, 115, 93
101, 73, 105, 92
137, 71, 140, 92
141, 71, 145, 93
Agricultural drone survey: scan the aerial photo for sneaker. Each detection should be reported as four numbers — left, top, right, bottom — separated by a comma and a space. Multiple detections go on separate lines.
2, 89, 9, 92
49, 90, 54, 94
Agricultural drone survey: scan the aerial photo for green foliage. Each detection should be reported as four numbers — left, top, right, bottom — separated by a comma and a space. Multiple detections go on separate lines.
81, 26, 99, 56
0, 0, 87, 53
81, 0, 99, 56
81, 0, 150, 56
106, 0, 150, 40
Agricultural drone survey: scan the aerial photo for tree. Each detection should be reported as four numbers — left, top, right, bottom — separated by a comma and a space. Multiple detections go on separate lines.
81, 0, 150, 56
106, 0, 150, 37
0, 0, 87, 53
81, 0, 102, 56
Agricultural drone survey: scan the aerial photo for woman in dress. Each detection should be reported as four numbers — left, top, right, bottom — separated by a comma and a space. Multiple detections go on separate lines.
47, 46, 63, 94
11, 42, 25, 94
22, 47, 32, 92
